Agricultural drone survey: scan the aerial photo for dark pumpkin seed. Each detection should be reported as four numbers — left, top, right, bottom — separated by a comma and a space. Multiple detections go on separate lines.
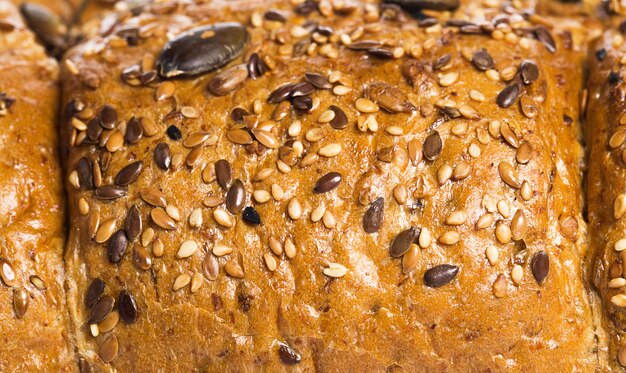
157, 23, 249, 78
13, 288, 29, 318
390, 227, 420, 257
115, 161, 143, 186
363, 197, 384, 233
329, 105, 348, 129
383, 0, 460, 11
125, 117, 143, 144
290, 82, 315, 97
124, 205, 142, 241
19, 3, 67, 50
208, 64, 248, 96
268, 83, 295, 103
471, 49, 494, 71
99, 105, 117, 129
313, 172, 342, 193
242, 206, 261, 225
247, 53, 260, 79
423, 131, 442, 161
88, 295, 114, 324
85, 278, 105, 308
531, 250, 549, 284
77, 158, 93, 190
167, 125, 182, 140
108, 230, 128, 264
154, 142, 171, 170
94, 185, 127, 200
365, 82, 415, 113
424, 264, 459, 288
215, 159, 232, 190
496, 82, 522, 108
305, 72, 332, 89
226, 179, 245, 214
118, 290, 138, 324
264, 9, 287, 22
278, 342, 301, 365
534, 26, 556, 53
520, 60, 538, 85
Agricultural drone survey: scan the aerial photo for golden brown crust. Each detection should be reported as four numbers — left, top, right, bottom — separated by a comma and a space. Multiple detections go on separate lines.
60, 0, 604, 371
0, 1, 75, 371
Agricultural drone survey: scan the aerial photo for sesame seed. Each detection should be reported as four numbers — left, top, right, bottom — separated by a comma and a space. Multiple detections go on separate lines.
612, 294, 626, 307
284, 238, 297, 258
615, 194, 626, 219
476, 214, 494, 229
176, 240, 198, 259
486, 246, 499, 265
322, 210, 336, 228
253, 190, 271, 203
288, 198, 302, 220
311, 204, 326, 222
189, 208, 203, 228
609, 278, 626, 288
212, 243, 233, 257
511, 265, 523, 285
190, 273, 203, 293
213, 209, 234, 228
445, 211, 468, 226
355, 98, 379, 113
615, 238, 626, 252
495, 221, 512, 243
173, 273, 191, 291
439, 72, 459, 87
418, 228, 432, 248
318, 143, 341, 157
264, 253, 278, 271
438, 231, 460, 245
323, 263, 347, 278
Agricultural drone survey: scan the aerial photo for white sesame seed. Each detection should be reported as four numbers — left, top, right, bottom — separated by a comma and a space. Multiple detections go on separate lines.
386, 126, 403, 136
288, 120, 302, 137
253, 190, 271, 203
446, 211, 468, 226
190, 273, 203, 293
213, 209, 234, 228
439, 72, 459, 87
311, 204, 326, 222
288, 198, 302, 220
318, 143, 342, 157
437, 164, 453, 185
176, 240, 198, 259
318, 109, 336, 123
189, 208, 203, 228
612, 294, 626, 307
616, 238, 626, 252
323, 263, 348, 278
438, 231, 460, 245
495, 221, 512, 243
511, 265, 523, 285
264, 253, 278, 271
497, 200, 510, 218
271, 184, 284, 201
322, 210, 336, 229
469, 90, 486, 102
166, 205, 181, 221
615, 194, 626, 219
609, 278, 626, 288
173, 273, 191, 291
486, 246, 499, 265
419, 228, 432, 249
284, 237, 297, 258
355, 98, 379, 113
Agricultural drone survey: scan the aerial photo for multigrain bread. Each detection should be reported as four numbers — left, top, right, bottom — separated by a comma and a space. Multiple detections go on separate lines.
0, 1, 75, 371
57, 1, 609, 371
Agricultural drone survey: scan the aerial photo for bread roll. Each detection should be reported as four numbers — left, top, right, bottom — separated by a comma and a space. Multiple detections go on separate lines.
0, 1, 74, 371
60, 0, 605, 370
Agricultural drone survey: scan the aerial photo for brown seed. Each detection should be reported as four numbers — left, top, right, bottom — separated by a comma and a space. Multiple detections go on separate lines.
510, 210, 527, 241
203, 254, 219, 281
118, 290, 137, 324
496, 82, 522, 108
85, 278, 105, 308
424, 264, 459, 287
156, 81, 175, 101
278, 342, 302, 365
88, 295, 114, 324
76, 158, 93, 190
364, 82, 415, 113
492, 274, 507, 298
215, 159, 232, 190
305, 72, 332, 89
183, 132, 210, 148
226, 179, 246, 214
390, 227, 420, 258
106, 131, 124, 152
207, 64, 248, 96
619, 345, 626, 367
115, 161, 143, 186
520, 95, 538, 119
133, 245, 152, 270
99, 105, 117, 129
13, 288, 29, 318
100, 335, 119, 363
559, 215, 578, 241
520, 60, 539, 84
225, 261, 244, 278
534, 26, 556, 53
141, 117, 158, 137
29, 275, 46, 290
500, 123, 519, 148
125, 117, 143, 144
227, 129, 253, 145
186, 146, 203, 168
314, 172, 342, 193
407, 139, 423, 165
94, 185, 127, 200
329, 105, 348, 129
252, 129, 279, 149
531, 250, 549, 284
95, 218, 116, 244
151, 208, 177, 230
154, 142, 171, 170
108, 230, 128, 263
98, 311, 119, 333
402, 244, 419, 274
471, 49, 494, 71
140, 187, 166, 207
125, 205, 142, 241
423, 131, 442, 161
498, 162, 521, 188
363, 197, 384, 233
516, 142, 532, 164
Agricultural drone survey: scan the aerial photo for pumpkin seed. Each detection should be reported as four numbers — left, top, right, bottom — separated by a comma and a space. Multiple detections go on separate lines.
118, 290, 137, 324
154, 143, 171, 170
471, 49, 494, 71
108, 230, 128, 263
424, 264, 459, 287
20, 3, 68, 50
390, 227, 420, 257
100, 335, 119, 363
496, 82, 522, 108
85, 278, 105, 308
520, 60, 538, 84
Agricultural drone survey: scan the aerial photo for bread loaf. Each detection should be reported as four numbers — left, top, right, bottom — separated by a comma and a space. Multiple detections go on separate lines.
0, 1, 75, 371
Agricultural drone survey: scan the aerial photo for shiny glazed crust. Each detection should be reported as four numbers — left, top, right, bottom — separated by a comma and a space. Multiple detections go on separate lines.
60, 0, 605, 371
0, 1, 75, 371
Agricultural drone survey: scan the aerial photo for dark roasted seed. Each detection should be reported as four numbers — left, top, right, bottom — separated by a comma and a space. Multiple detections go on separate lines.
88, 295, 114, 324
94, 185, 127, 200
305, 72, 332, 89
348, 40, 381, 50
531, 250, 549, 284
295, 0, 318, 15
367, 48, 393, 59
365, 82, 415, 113
471, 49, 494, 71
157, 23, 249, 78
424, 264, 459, 287
384, 0, 460, 11
363, 197, 384, 233
99, 105, 117, 129
226, 179, 245, 214
313, 172, 342, 193
13, 288, 28, 318
520, 60, 538, 85
278, 342, 301, 365
167, 125, 182, 140
125, 117, 143, 144
118, 290, 138, 324
423, 131, 442, 161
290, 82, 315, 97
268, 83, 295, 103
115, 161, 143, 186
329, 105, 348, 129
85, 278, 105, 308
124, 205, 142, 241
77, 158, 93, 190
87, 118, 102, 142
265, 9, 287, 22
242, 206, 261, 225
108, 230, 128, 264
247, 53, 260, 79
534, 26, 556, 53
432, 53, 451, 70
215, 159, 232, 190
154, 143, 171, 170
292, 95, 313, 111
231, 107, 249, 122
596, 48, 607, 61
496, 82, 522, 108
390, 227, 420, 257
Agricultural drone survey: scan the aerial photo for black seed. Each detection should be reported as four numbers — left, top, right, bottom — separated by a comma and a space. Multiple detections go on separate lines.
242, 206, 261, 225
167, 125, 182, 140
313, 172, 342, 193
363, 197, 384, 233
348, 40, 381, 50
295, 0, 318, 15
290, 82, 315, 97
291, 95, 313, 111
87, 118, 102, 142
215, 159, 232, 190
247, 53, 260, 79
140, 70, 157, 85
124, 205, 142, 241
278, 342, 301, 365
293, 39, 310, 57
88, 295, 114, 324
471, 49, 494, 71
367, 48, 393, 59
519, 60, 539, 85
94, 185, 127, 200
154, 142, 171, 170
264, 9, 287, 22
157, 23, 249, 78
424, 264, 459, 288
108, 230, 128, 264
620, 20, 626, 35
383, 0, 460, 11
305, 72, 332, 89
226, 179, 245, 214
389, 227, 420, 257
596, 48, 607, 61
77, 158, 93, 190
329, 105, 348, 129
99, 105, 117, 129
531, 250, 549, 284
115, 161, 143, 186
609, 71, 620, 85
496, 82, 522, 108
423, 131, 442, 161
534, 26, 556, 53
231, 107, 249, 122
432, 53, 451, 70
85, 278, 105, 308
125, 117, 143, 144
315, 25, 333, 36
118, 290, 138, 324
268, 83, 295, 103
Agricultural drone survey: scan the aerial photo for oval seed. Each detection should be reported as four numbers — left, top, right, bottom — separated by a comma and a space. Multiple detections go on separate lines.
500, 123, 519, 148
423, 132, 442, 161
619, 345, 626, 367
516, 142, 532, 164
118, 290, 137, 324
390, 227, 420, 257
214, 209, 234, 228
402, 244, 419, 274
318, 143, 341, 157
215, 159, 232, 190
531, 250, 549, 284
264, 253, 278, 272
225, 261, 245, 278
94, 185, 127, 200
154, 143, 171, 170
13, 288, 29, 318
95, 218, 116, 244
323, 263, 348, 278
445, 211, 467, 226
177, 240, 199, 259
98, 311, 119, 333
313, 172, 342, 193
510, 210, 527, 241
133, 245, 152, 270
151, 208, 176, 230
100, 335, 119, 363
125, 205, 142, 241
115, 161, 143, 186
88, 295, 114, 324
424, 264, 459, 288
616, 194, 626, 219
108, 230, 128, 263
496, 82, 521, 108
85, 278, 105, 308
203, 254, 219, 281
226, 179, 246, 214
213, 244, 233, 257
498, 161, 521, 188
173, 273, 191, 290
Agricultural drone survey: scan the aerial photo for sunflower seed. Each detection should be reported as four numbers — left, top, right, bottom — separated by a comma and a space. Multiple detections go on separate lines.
19, 3, 68, 50
77, 158, 93, 190
108, 230, 128, 263
531, 250, 549, 284
154, 143, 171, 170
424, 264, 459, 287
305, 72, 332, 89
390, 227, 420, 257
314, 172, 342, 193
88, 295, 114, 324
471, 49, 494, 71
520, 60, 538, 84
158, 23, 249, 78
363, 197, 384, 233
534, 26, 556, 53
215, 159, 232, 190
